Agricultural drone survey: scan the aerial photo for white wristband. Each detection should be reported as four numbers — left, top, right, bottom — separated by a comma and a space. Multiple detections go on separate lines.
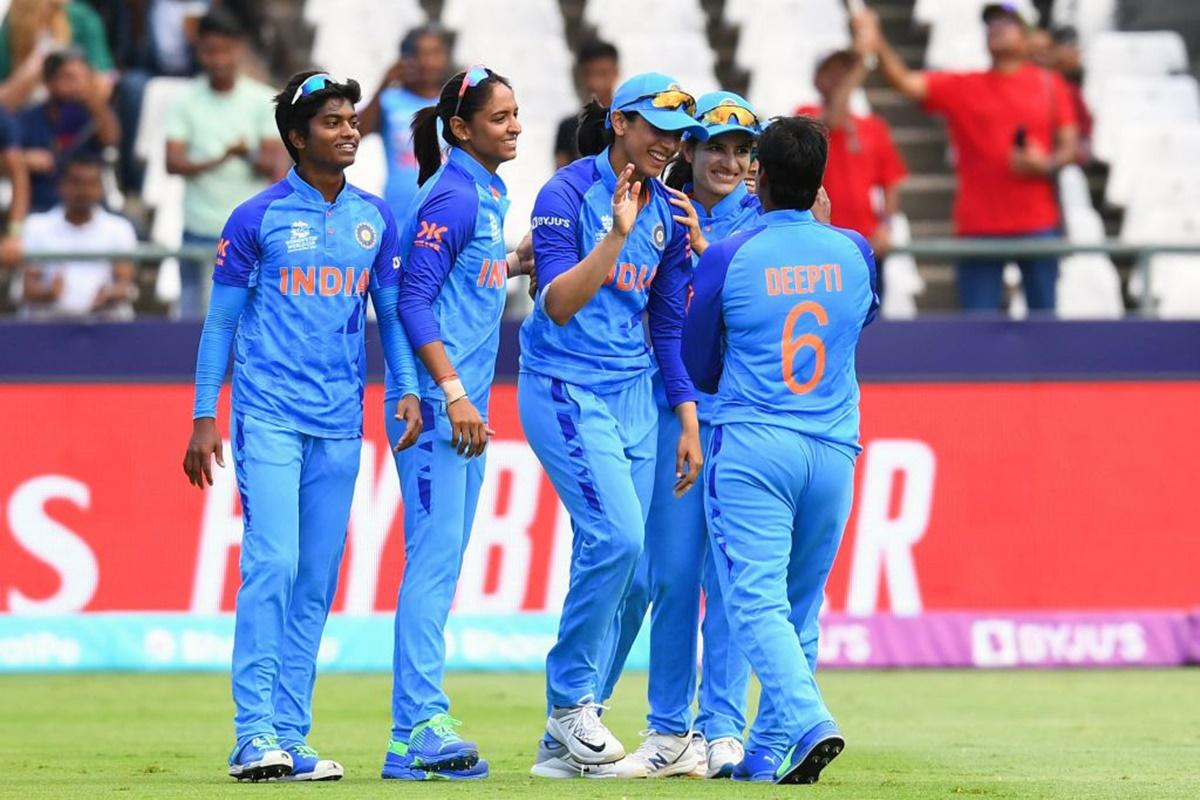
439, 377, 467, 405
506, 250, 521, 276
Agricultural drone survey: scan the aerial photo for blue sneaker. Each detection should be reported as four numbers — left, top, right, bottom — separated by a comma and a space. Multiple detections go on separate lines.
279, 742, 343, 782
227, 734, 292, 781
731, 747, 781, 782
381, 714, 483, 780
774, 721, 844, 785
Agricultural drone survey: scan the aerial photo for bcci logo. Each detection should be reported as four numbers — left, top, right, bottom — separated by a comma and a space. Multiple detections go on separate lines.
355, 221, 377, 249
652, 223, 666, 250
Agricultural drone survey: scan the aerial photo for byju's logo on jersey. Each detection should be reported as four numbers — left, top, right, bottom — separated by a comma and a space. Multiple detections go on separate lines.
286, 220, 318, 253
652, 223, 666, 250
354, 222, 377, 249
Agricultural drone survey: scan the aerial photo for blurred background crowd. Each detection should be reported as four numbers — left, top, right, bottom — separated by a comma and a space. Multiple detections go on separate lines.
0, 0, 1197, 320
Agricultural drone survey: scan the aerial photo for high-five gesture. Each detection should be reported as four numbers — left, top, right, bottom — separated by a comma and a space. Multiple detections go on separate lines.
611, 163, 643, 236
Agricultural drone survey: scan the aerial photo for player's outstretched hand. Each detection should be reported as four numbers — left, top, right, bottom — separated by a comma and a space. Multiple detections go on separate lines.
447, 396, 493, 458
674, 426, 703, 497
393, 395, 423, 452
183, 418, 224, 489
611, 163, 642, 237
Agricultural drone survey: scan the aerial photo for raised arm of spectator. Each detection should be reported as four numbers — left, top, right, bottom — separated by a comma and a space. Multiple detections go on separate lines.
84, 71, 120, 149
358, 61, 405, 136
855, 8, 927, 103
3, 140, 29, 229
824, 52, 870, 131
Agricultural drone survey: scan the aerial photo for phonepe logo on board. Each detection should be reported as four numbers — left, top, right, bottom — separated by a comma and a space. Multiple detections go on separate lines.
531, 216, 570, 229
970, 620, 1148, 667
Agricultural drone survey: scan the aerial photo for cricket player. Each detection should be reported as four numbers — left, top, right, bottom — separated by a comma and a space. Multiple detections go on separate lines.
182, 71, 422, 782
682, 115, 879, 784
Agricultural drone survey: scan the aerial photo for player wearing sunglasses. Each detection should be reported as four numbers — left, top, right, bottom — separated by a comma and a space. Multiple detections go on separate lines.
518, 72, 707, 779
381, 65, 524, 782
182, 70, 420, 782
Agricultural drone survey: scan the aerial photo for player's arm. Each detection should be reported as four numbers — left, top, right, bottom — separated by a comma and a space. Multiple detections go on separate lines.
3, 143, 30, 227
683, 236, 741, 393
539, 164, 638, 326
648, 219, 702, 496
399, 183, 491, 458
855, 8, 927, 102
368, 204, 422, 453
182, 211, 257, 489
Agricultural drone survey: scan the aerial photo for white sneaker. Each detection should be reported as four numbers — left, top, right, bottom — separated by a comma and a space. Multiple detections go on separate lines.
545, 702, 625, 765
706, 736, 744, 779
688, 733, 708, 777
627, 729, 701, 778
530, 738, 647, 779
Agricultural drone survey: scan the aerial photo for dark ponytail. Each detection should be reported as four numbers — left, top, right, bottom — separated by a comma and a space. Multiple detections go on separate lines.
664, 151, 693, 191
576, 99, 613, 157
410, 67, 512, 186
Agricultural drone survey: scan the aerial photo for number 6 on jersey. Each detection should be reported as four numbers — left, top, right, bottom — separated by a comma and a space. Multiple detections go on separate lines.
781, 300, 827, 394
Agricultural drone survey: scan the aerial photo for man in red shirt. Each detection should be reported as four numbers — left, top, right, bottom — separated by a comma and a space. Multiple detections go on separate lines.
857, 2, 1078, 312
796, 50, 907, 270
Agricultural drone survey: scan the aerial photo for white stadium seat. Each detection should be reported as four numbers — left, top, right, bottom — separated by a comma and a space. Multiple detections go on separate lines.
1091, 75, 1200, 163
1057, 165, 1092, 213
1104, 124, 1200, 208
1121, 208, 1200, 318
1083, 30, 1189, 110
881, 214, 925, 319
1057, 208, 1124, 319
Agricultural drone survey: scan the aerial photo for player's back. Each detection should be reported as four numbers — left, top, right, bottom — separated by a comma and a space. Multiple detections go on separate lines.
691, 209, 877, 456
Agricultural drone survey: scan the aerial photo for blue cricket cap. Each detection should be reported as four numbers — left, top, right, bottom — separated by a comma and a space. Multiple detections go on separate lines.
689, 91, 762, 141
608, 72, 709, 140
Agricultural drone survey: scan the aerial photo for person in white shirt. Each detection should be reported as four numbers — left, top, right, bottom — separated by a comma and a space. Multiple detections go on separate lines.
20, 153, 138, 319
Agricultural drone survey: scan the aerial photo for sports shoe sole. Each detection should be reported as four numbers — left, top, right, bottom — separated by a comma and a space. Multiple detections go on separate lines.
545, 718, 624, 765
707, 762, 736, 779
775, 736, 844, 785
228, 753, 293, 782
382, 759, 489, 781
278, 760, 344, 782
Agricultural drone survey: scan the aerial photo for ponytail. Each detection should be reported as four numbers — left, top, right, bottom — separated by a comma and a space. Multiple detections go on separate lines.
575, 99, 613, 157
411, 106, 442, 185
409, 67, 513, 186
663, 153, 693, 191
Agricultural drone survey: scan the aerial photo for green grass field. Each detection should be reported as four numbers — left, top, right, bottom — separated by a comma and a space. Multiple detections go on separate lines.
2, 670, 1197, 799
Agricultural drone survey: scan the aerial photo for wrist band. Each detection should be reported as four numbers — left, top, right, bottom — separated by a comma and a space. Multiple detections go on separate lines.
447, 392, 470, 407
506, 250, 521, 276
433, 371, 458, 385
439, 377, 467, 406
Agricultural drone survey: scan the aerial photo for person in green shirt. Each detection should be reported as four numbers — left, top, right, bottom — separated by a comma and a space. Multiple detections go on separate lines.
0, 0, 114, 108
164, 9, 284, 319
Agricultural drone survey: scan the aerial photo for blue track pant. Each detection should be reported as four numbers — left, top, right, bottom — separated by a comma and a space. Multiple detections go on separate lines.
518, 371, 656, 709
388, 401, 485, 740
229, 412, 360, 745
601, 409, 751, 739
705, 422, 855, 757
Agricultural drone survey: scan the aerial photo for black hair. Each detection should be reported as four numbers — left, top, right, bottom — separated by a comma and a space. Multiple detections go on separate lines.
400, 23, 451, 59
663, 148, 692, 191
756, 116, 827, 210
410, 67, 512, 185
577, 100, 642, 158
43, 48, 86, 82
61, 150, 105, 175
273, 70, 363, 164
815, 49, 858, 79
576, 38, 619, 68
197, 9, 245, 40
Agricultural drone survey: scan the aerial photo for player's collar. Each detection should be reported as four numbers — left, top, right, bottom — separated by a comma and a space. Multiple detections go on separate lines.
595, 147, 618, 192
447, 147, 507, 198
760, 208, 814, 225
685, 180, 749, 222
286, 167, 349, 206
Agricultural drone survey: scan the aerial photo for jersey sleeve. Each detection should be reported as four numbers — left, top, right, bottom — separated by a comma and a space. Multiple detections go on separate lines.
833, 226, 881, 327
529, 177, 583, 299
921, 71, 968, 117
648, 219, 698, 407
163, 93, 190, 142
397, 177, 477, 350
212, 202, 265, 288
366, 201, 419, 395
683, 233, 745, 394
192, 282, 249, 419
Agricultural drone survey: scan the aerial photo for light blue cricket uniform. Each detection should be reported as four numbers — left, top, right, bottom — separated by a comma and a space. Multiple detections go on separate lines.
192, 167, 416, 747
384, 147, 510, 740
519, 147, 697, 710
682, 208, 878, 757
601, 180, 760, 739
378, 86, 431, 220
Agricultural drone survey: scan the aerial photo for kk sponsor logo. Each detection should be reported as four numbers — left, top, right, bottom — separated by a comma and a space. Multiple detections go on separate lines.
416, 220, 448, 251
214, 238, 229, 267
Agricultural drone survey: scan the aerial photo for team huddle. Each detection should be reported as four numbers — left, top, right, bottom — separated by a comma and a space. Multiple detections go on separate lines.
182, 63, 878, 787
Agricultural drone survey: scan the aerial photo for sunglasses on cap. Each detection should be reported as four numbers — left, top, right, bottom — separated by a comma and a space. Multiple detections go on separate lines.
291, 73, 336, 105
619, 88, 698, 118
701, 103, 759, 129
453, 64, 491, 118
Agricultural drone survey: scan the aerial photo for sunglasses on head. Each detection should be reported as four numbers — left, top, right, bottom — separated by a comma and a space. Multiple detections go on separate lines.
453, 65, 491, 118
291, 73, 336, 105
620, 88, 698, 118
701, 103, 759, 129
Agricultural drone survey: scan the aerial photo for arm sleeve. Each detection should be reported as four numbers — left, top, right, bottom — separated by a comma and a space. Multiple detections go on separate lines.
369, 204, 419, 395
529, 178, 583, 300
212, 204, 263, 287
192, 282, 249, 419
648, 220, 699, 407
1052, 71, 1078, 130
163, 96, 189, 142
397, 178, 476, 349
836, 227, 881, 326
921, 71, 962, 116
682, 236, 738, 395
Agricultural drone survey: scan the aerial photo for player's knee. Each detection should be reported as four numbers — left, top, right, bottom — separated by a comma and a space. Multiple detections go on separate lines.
607, 523, 643, 565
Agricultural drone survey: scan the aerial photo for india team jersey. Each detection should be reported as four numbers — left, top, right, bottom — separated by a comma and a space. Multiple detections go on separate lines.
379, 87, 430, 219
683, 209, 879, 456
521, 148, 697, 408
213, 168, 402, 438
386, 147, 510, 415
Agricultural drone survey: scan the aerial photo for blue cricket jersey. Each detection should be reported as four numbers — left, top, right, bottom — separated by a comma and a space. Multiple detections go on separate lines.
682, 209, 879, 456
386, 147, 510, 415
212, 167, 412, 438
653, 180, 761, 418
520, 148, 697, 408
379, 86, 431, 219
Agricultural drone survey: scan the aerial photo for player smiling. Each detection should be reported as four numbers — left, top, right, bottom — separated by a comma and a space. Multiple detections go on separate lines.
182, 70, 420, 782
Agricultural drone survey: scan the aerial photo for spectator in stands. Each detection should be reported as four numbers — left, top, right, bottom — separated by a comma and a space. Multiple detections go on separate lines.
164, 9, 281, 319
553, 39, 619, 168
0, 0, 115, 108
857, 2, 1078, 313
18, 152, 137, 319
796, 49, 907, 277
1051, 26, 1092, 164
18, 49, 119, 213
1, 105, 30, 266
359, 23, 452, 220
